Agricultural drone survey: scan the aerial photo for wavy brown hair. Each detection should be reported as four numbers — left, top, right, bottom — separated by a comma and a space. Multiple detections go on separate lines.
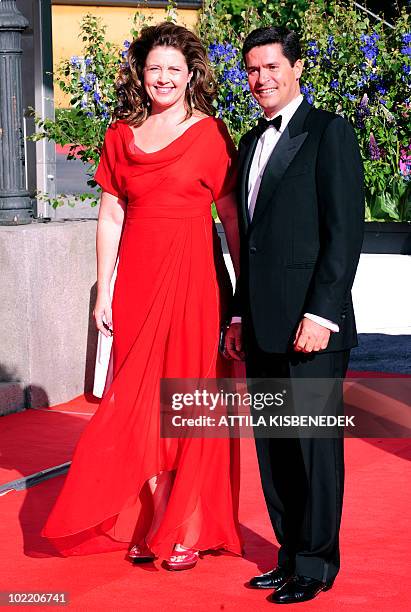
114, 22, 217, 125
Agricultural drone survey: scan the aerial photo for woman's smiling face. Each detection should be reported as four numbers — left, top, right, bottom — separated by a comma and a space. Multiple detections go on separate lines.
143, 46, 192, 111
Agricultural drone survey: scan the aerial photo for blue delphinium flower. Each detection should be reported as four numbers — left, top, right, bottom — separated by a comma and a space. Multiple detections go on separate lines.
223, 65, 246, 85
93, 91, 101, 103
208, 42, 238, 64
327, 35, 336, 57
80, 73, 96, 93
401, 33, 411, 56
70, 56, 81, 68
343, 92, 356, 102
80, 77, 92, 93
223, 90, 237, 113
121, 41, 131, 60
306, 40, 320, 67
320, 35, 336, 69
247, 94, 260, 120
301, 83, 315, 105
209, 41, 251, 123
360, 33, 379, 65
84, 57, 92, 67
99, 102, 110, 121
330, 79, 339, 90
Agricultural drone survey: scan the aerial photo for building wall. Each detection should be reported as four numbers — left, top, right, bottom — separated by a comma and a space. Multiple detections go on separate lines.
0, 220, 99, 412
52, 4, 199, 107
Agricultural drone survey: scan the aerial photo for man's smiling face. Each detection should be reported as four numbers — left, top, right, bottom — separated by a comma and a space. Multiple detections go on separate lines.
245, 43, 303, 118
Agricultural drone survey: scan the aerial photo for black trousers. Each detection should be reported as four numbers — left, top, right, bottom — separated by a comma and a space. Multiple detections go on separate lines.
245, 328, 350, 583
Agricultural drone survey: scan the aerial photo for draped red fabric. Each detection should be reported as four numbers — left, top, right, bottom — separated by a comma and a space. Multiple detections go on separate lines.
41, 118, 243, 558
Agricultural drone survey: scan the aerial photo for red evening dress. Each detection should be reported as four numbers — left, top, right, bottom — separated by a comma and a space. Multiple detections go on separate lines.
41, 116, 243, 558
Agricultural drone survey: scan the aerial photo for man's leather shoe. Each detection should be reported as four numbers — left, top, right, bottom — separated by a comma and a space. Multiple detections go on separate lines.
248, 566, 293, 589
270, 575, 334, 604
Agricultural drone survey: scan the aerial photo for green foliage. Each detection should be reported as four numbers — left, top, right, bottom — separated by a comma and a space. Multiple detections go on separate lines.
32, 0, 410, 220
30, 13, 121, 196
201, 0, 411, 221
213, 0, 309, 31
299, 1, 411, 221
198, 0, 313, 144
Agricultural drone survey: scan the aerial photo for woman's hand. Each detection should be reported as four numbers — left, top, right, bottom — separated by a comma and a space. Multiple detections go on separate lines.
93, 292, 113, 337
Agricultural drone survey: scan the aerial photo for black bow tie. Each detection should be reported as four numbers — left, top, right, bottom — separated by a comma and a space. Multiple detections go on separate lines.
257, 115, 282, 134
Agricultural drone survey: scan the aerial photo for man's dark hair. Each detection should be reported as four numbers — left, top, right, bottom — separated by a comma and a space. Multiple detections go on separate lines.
242, 26, 301, 66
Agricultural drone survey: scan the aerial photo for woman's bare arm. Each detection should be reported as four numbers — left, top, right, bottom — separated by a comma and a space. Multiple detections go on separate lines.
94, 192, 126, 336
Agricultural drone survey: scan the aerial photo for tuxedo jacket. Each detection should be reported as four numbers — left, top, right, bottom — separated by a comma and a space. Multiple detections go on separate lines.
232, 99, 365, 354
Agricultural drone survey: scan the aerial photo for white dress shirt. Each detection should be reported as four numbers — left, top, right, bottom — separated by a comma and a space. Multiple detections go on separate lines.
248, 94, 304, 221
232, 94, 339, 333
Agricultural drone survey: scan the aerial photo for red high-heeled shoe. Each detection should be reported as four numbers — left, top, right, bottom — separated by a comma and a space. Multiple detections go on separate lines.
128, 543, 156, 563
164, 548, 199, 571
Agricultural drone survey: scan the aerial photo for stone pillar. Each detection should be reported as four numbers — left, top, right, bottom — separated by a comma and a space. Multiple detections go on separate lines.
0, 0, 32, 225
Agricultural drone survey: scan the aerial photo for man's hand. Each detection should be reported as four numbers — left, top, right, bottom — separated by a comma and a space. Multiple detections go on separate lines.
224, 323, 245, 361
293, 317, 331, 353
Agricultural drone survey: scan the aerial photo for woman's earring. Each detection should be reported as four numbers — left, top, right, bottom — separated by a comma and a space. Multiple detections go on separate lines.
187, 83, 194, 111
146, 98, 150, 108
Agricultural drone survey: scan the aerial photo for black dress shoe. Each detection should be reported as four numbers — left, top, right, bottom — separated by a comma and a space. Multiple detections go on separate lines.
248, 566, 293, 589
270, 575, 334, 604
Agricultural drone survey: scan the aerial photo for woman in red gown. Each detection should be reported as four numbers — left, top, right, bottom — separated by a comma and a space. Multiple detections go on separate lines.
41, 23, 242, 570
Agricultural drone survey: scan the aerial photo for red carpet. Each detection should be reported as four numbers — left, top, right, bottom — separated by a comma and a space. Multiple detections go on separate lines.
1, 385, 410, 610
0, 393, 98, 487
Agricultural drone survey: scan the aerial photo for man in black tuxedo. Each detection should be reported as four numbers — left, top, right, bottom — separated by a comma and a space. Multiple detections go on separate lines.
225, 27, 364, 604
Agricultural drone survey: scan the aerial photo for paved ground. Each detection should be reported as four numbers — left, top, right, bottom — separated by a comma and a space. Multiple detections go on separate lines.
349, 334, 410, 374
